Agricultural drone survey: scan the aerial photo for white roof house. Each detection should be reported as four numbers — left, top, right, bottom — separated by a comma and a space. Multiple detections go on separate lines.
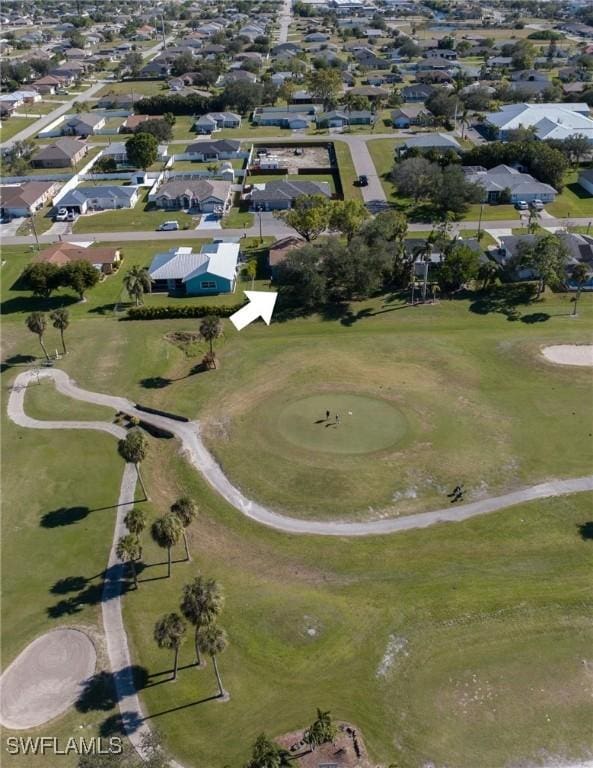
148, 243, 240, 294
485, 103, 593, 142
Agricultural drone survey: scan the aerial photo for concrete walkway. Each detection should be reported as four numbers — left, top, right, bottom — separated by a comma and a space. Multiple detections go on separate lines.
6, 368, 593, 768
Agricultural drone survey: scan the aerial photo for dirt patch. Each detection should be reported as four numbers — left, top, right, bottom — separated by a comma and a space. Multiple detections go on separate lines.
0, 628, 97, 729
541, 345, 593, 367
277, 722, 371, 768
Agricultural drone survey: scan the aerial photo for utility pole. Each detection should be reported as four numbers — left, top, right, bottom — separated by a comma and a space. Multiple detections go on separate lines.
30, 212, 40, 251
476, 202, 484, 241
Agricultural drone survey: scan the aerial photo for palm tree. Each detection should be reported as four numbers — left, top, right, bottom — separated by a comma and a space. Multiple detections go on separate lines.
154, 612, 187, 681
244, 259, 257, 289
151, 513, 183, 578
118, 428, 149, 499
527, 207, 541, 234
197, 623, 228, 699
49, 308, 70, 355
246, 734, 291, 768
116, 534, 141, 588
123, 265, 151, 306
571, 263, 590, 316
478, 260, 501, 291
180, 576, 224, 667
171, 496, 197, 561
124, 508, 147, 558
25, 312, 50, 362
199, 315, 223, 356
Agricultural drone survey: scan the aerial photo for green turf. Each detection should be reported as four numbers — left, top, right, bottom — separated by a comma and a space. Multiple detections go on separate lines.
334, 140, 362, 201
546, 170, 593, 219
1, 278, 592, 768
277, 393, 408, 454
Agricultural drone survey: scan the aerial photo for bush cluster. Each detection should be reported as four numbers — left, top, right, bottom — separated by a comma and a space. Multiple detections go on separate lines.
125, 304, 244, 320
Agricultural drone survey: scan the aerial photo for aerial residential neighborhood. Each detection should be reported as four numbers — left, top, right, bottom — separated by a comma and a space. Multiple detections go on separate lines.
0, 0, 592, 767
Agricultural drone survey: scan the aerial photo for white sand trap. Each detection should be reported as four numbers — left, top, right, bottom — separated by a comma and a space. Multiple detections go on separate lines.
0, 628, 96, 729
541, 345, 593, 367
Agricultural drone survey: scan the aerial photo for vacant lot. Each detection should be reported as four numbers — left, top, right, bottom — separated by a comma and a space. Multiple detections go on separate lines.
547, 170, 593, 219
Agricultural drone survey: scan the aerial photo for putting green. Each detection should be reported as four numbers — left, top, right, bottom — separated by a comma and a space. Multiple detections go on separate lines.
277, 394, 408, 454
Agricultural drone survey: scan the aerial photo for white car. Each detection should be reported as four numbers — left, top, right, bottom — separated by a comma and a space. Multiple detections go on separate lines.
157, 220, 179, 231
530, 199, 544, 211
515, 201, 529, 211
54, 207, 68, 221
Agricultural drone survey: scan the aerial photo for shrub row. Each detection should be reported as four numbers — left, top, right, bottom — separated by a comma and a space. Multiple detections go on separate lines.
125, 304, 244, 320
135, 403, 189, 423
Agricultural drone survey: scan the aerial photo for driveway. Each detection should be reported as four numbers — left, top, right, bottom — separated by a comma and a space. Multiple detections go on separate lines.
0, 218, 24, 237
196, 213, 222, 230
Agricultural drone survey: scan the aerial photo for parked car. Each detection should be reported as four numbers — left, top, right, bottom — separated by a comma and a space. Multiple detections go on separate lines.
357, 175, 368, 187
54, 207, 68, 221
157, 220, 180, 231
514, 200, 529, 210
530, 199, 544, 211
66, 211, 77, 222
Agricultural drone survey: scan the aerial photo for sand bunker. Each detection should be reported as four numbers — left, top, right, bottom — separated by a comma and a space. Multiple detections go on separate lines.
541, 345, 593, 367
0, 628, 96, 729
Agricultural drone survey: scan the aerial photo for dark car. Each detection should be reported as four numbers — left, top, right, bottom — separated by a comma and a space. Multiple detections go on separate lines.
357, 175, 368, 187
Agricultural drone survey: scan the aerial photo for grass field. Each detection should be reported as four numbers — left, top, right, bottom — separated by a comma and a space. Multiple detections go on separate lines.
334, 140, 362, 201
546, 170, 593, 219
1, 257, 592, 767
96, 80, 169, 98
0, 116, 37, 142
71, 191, 197, 234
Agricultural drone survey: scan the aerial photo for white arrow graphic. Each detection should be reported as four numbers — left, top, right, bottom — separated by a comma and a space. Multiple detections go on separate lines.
229, 291, 278, 331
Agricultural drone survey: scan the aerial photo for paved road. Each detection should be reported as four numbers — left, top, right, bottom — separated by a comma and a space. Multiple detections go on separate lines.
0, 80, 107, 151
276, 0, 292, 43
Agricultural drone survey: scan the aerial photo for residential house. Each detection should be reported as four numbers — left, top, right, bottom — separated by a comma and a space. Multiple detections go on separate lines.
484, 103, 593, 142
578, 169, 593, 196
140, 58, 171, 78
463, 165, 557, 204
97, 93, 139, 110
153, 179, 232, 213
495, 233, 593, 288
193, 112, 242, 134
271, 42, 302, 58
391, 105, 433, 128
347, 85, 389, 102
31, 138, 89, 168
0, 90, 41, 108
220, 70, 257, 86
252, 111, 310, 129
250, 179, 332, 210
424, 48, 457, 60
31, 75, 67, 94
57, 185, 140, 215
120, 114, 155, 133
398, 133, 461, 156
0, 181, 60, 218
315, 109, 374, 128
36, 243, 122, 274
149, 242, 239, 296
352, 47, 390, 70
239, 23, 266, 40
184, 140, 241, 161
63, 113, 106, 137
401, 83, 435, 102
304, 32, 329, 42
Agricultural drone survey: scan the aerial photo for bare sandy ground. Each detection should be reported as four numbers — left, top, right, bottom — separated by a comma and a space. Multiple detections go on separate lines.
541, 344, 593, 367
0, 628, 96, 729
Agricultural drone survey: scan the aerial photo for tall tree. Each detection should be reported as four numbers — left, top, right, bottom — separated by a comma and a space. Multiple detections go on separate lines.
116, 534, 141, 588
124, 508, 147, 558
307, 69, 341, 110
197, 623, 228, 698
22, 263, 62, 298
571, 263, 590, 317
304, 709, 337, 751
244, 259, 257, 289
437, 243, 481, 293
123, 265, 152, 306
274, 244, 327, 310
60, 261, 100, 301
328, 199, 369, 243
171, 496, 197, 561
154, 612, 187, 681
180, 577, 224, 667
125, 132, 158, 170
276, 194, 331, 242
25, 312, 50, 362
118, 428, 149, 499
518, 233, 568, 298
151, 513, 183, 578
391, 157, 439, 202
199, 315, 223, 357
49, 308, 70, 355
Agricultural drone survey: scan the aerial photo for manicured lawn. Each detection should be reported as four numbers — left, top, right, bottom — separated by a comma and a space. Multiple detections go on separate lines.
546, 170, 593, 219
217, 125, 304, 139
2, 268, 592, 767
334, 140, 362, 201
222, 207, 254, 229
96, 80, 169, 98
71, 190, 197, 234
463, 203, 520, 222
0, 116, 37, 142
15, 205, 56, 236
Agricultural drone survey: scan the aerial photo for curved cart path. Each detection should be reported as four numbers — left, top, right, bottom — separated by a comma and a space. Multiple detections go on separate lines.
6, 369, 593, 768
8, 369, 593, 538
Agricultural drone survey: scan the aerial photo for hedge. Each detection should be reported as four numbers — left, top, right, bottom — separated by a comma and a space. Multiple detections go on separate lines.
124, 303, 245, 320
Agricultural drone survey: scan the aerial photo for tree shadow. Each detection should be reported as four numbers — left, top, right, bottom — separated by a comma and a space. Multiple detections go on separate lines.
88, 303, 123, 315
50, 575, 89, 594
47, 563, 129, 618
76, 666, 149, 714
139, 376, 172, 389
0, 295, 77, 316
145, 695, 220, 719
100, 710, 144, 737
577, 522, 593, 540
520, 312, 550, 323
469, 283, 537, 319
40, 506, 90, 528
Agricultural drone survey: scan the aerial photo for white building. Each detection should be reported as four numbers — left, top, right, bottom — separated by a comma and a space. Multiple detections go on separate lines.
485, 103, 593, 143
